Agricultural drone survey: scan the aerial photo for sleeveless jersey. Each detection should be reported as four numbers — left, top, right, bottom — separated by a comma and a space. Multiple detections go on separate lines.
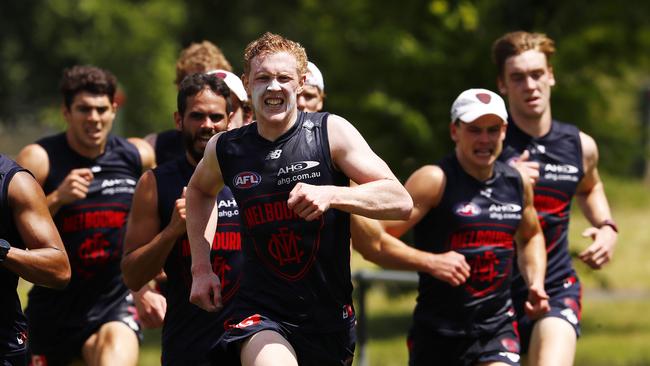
216, 112, 353, 332
154, 129, 184, 166
500, 120, 584, 298
413, 154, 524, 337
153, 157, 243, 364
25, 133, 142, 339
0, 155, 29, 356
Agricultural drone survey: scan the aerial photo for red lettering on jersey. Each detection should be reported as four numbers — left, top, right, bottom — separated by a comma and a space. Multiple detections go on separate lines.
450, 230, 513, 250
213, 231, 242, 251
212, 256, 232, 288
244, 202, 300, 229
62, 210, 126, 233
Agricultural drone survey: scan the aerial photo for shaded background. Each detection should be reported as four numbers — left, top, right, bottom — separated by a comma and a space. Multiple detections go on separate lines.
2, 0, 650, 179
3, 1, 650, 365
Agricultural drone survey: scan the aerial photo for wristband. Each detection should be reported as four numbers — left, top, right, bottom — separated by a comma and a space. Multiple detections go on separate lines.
598, 219, 618, 233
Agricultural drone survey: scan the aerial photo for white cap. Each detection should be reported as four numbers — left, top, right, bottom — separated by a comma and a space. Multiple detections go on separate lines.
206, 69, 248, 102
450, 88, 508, 123
305, 61, 324, 91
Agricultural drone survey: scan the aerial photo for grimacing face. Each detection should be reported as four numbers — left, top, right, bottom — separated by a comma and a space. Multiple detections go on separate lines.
498, 49, 555, 120
63, 91, 116, 155
451, 114, 506, 171
243, 51, 304, 125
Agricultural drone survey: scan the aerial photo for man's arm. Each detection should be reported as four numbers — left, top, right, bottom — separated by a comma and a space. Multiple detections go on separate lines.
575, 132, 618, 269
2, 171, 70, 288
186, 135, 224, 312
356, 165, 470, 286
128, 137, 157, 171
287, 115, 412, 221
514, 173, 549, 319
16, 143, 93, 215
121, 170, 184, 290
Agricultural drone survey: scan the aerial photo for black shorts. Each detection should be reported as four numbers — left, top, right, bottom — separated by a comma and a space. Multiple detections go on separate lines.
514, 275, 581, 353
28, 294, 142, 366
212, 314, 356, 366
1, 352, 27, 366
407, 320, 521, 366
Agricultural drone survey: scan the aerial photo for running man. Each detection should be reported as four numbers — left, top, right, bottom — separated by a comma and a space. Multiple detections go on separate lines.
186, 32, 413, 366
16, 65, 155, 366
121, 73, 243, 365
382, 88, 549, 366
146, 40, 252, 165
493, 31, 619, 365
0, 155, 70, 366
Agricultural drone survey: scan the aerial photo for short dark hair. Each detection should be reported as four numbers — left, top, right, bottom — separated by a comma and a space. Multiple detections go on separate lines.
177, 73, 232, 116
60, 65, 117, 109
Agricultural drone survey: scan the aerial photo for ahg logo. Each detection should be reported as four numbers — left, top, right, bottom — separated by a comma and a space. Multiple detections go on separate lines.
488, 203, 521, 213
544, 164, 578, 174
277, 161, 320, 176
454, 202, 481, 217
233, 172, 261, 189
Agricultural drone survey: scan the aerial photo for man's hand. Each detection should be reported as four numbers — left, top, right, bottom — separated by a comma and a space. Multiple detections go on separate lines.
578, 225, 618, 269
287, 183, 334, 221
524, 285, 550, 320
424, 251, 470, 286
511, 150, 540, 185
189, 267, 222, 312
55, 168, 94, 205
133, 285, 167, 328
168, 187, 187, 237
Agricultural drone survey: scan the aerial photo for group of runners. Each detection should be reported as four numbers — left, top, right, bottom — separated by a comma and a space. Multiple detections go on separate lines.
0, 30, 618, 366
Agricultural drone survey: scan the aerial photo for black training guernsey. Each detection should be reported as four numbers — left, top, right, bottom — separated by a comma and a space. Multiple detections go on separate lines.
0, 156, 29, 357
413, 154, 524, 337
500, 120, 584, 299
154, 129, 184, 166
216, 111, 353, 332
25, 133, 142, 350
153, 156, 243, 365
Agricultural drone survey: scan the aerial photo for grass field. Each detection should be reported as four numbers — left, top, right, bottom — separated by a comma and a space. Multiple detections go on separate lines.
17, 174, 650, 365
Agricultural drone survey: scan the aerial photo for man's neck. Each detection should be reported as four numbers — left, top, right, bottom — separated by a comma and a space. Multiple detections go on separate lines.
256, 110, 299, 142
509, 108, 552, 138
66, 131, 105, 159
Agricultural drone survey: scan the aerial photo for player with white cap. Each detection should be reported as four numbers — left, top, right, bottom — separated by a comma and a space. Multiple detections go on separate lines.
377, 88, 550, 365
297, 61, 326, 112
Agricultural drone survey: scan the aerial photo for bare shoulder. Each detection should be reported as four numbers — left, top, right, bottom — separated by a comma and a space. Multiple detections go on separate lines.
16, 143, 49, 185
8, 170, 45, 206
579, 130, 599, 172
406, 165, 446, 207
128, 137, 156, 170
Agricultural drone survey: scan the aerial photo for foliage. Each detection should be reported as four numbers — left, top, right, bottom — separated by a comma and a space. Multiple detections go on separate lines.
2, 0, 650, 177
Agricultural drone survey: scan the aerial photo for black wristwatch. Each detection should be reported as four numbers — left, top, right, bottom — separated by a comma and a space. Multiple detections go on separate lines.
0, 239, 10, 263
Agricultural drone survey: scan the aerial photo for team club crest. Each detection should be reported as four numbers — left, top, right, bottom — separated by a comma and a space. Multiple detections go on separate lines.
233, 171, 261, 189
454, 202, 481, 217
464, 248, 512, 297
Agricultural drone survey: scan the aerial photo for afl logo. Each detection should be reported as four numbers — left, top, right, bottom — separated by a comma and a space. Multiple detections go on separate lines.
233, 172, 261, 189
454, 202, 481, 217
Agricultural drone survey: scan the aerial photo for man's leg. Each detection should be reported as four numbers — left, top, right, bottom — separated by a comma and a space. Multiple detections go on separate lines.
81, 321, 139, 366
528, 317, 576, 366
240, 330, 298, 366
